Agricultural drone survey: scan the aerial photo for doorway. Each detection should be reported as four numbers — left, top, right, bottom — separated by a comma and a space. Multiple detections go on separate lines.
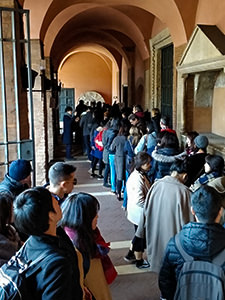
161, 44, 173, 127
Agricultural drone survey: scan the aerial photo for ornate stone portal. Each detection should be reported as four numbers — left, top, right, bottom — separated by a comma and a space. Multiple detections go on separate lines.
78, 91, 105, 105
177, 25, 225, 157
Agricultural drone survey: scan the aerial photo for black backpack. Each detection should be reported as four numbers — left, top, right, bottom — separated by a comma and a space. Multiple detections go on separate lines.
0, 240, 53, 300
174, 233, 225, 300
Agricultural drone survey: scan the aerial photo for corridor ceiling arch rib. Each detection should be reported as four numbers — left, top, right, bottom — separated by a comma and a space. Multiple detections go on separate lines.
50, 22, 134, 70
51, 29, 131, 71
58, 45, 120, 74
43, 5, 150, 60
23, 0, 188, 51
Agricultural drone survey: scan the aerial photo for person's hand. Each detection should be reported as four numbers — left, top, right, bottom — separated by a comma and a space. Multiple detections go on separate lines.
84, 286, 92, 300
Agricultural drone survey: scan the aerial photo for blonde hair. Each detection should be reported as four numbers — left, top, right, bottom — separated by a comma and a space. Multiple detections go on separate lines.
128, 126, 142, 146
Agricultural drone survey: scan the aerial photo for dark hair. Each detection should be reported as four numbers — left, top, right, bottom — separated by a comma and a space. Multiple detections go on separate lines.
133, 104, 143, 112
205, 155, 224, 175
159, 131, 179, 149
128, 113, 139, 121
146, 121, 155, 134
14, 187, 55, 236
118, 119, 130, 136
133, 151, 151, 172
191, 185, 222, 223
160, 115, 170, 126
65, 106, 73, 113
170, 159, 188, 174
60, 192, 100, 257
0, 192, 13, 236
186, 131, 199, 143
48, 162, 76, 186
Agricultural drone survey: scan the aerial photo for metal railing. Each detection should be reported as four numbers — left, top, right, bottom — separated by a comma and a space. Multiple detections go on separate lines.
0, 6, 35, 184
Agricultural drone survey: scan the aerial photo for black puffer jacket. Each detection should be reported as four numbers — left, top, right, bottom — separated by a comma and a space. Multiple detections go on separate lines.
151, 147, 179, 180
0, 174, 29, 198
23, 227, 83, 300
158, 222, 225, 300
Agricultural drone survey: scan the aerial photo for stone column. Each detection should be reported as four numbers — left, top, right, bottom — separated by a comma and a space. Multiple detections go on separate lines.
30, 39, 48, 185
45, 57, 54, 162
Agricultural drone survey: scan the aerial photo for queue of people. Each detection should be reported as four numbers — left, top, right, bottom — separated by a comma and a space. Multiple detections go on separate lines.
0, 159, 116, 300
0, 100, 225, 299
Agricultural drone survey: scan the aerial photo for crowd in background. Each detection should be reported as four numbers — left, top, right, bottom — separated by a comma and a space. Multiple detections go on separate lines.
0, 99, 225, 299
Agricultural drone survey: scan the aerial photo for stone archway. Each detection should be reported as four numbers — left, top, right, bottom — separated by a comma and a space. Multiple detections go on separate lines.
78, 91, 105, 106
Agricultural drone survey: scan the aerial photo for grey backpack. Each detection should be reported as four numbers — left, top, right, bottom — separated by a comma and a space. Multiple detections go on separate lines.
174, 233, 225, 300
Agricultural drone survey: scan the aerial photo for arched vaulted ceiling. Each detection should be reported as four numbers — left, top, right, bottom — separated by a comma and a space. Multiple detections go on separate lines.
50, 24, 136, 70
58, 45, 118, 73
21, 0, 225, 71
22, 0, 190, 71
43, 4, 153, 69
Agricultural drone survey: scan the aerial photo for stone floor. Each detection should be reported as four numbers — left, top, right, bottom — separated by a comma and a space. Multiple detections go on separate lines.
53, 143, 161, 300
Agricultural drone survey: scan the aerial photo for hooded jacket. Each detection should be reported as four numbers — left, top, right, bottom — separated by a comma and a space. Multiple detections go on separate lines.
159, 222, 225, 300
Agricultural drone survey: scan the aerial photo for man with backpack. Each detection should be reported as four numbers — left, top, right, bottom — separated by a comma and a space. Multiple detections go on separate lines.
0, 187, 83, 300
159, 185, 225, 300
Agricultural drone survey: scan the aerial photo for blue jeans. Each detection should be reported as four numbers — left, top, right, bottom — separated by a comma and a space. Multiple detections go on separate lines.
103, 163, 110, 185
109, 154, 116, 192
122, 170, 129, 208
66, 144, 72, 159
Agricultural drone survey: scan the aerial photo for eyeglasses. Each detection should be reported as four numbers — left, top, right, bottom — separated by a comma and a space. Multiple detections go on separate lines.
66, 178, 77, 185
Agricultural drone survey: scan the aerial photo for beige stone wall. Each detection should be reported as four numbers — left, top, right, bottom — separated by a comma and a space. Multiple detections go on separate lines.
212, 72, 225, 137
45, 57, 54, 162
174, 44, 186, 131
58, 52, 112, 104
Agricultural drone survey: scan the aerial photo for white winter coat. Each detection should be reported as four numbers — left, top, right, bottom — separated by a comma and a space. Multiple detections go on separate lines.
126, 169, 151, 225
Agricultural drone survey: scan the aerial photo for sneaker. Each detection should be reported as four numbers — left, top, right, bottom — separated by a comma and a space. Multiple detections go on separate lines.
124, 250, 136, 263
97, 175, 103, 180
90, 173, 97, 178
117, 192, 123, 201
136, 259, 150, 269
110, 190, 116, 195
103, 183, 111, 188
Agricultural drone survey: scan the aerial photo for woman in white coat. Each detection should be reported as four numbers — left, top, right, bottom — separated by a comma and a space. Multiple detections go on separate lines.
125, 151, 152, 268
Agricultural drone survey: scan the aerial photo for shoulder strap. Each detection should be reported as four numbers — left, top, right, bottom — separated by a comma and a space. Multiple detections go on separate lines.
15, 238, 55, 276
212, 248, 225, 266
174, 234, 194, 262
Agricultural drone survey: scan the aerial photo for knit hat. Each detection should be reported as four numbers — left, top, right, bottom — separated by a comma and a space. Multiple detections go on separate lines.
9, 159, 32, 181
194, 135, 209, 149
